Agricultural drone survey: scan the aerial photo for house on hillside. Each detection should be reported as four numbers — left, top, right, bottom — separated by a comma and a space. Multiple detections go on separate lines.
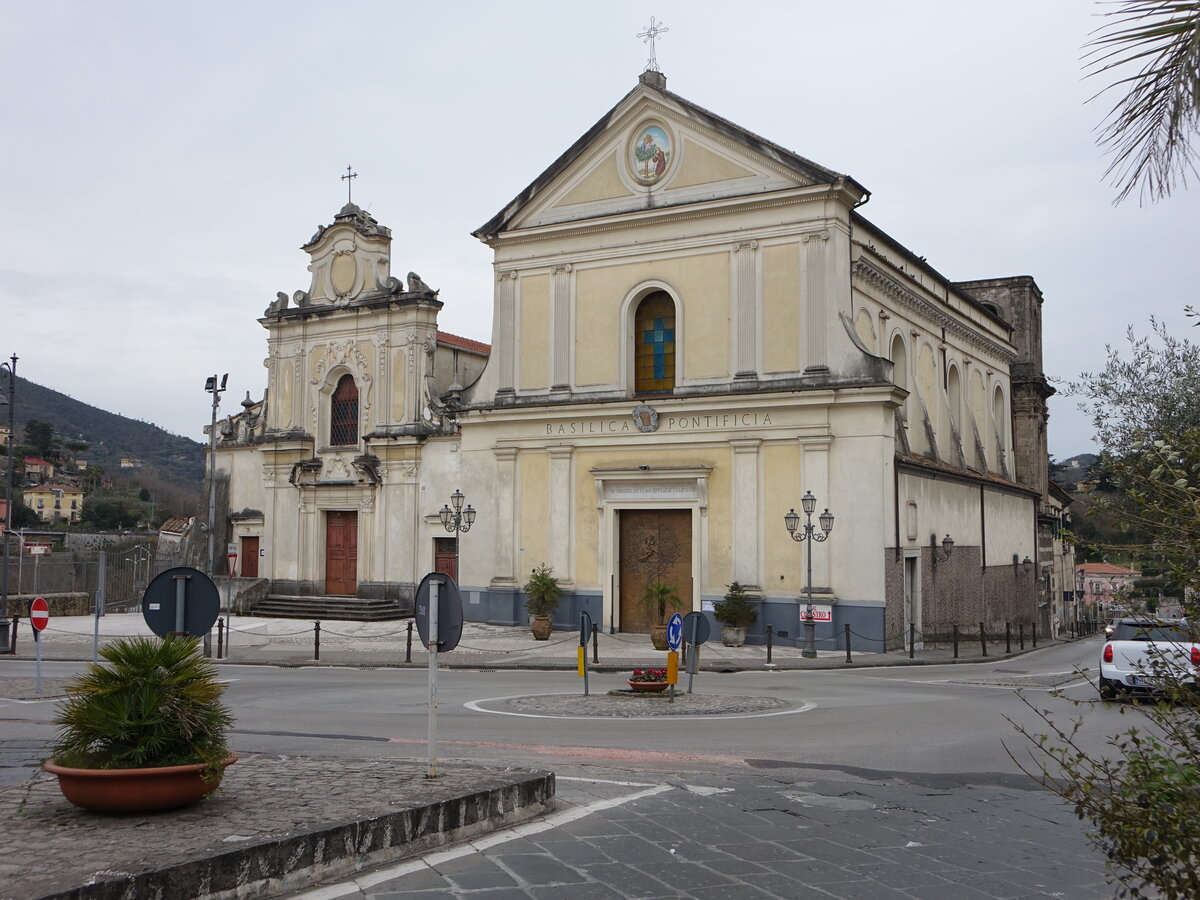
213, 67, 1062, 651
23, 457, 54, 483
1075, 562, 1138, 616
22, 484, 84, 523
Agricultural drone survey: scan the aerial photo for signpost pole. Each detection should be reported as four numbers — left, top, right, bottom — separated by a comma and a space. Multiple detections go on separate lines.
93, 552, 106, 663
30, 597, 48, 694
579, 611, 592, 696
686, 617, 697, 694
34, 625, 41, 694
225, 548, 237, 659
427, 579, 439, 779
173, 574, 189, 636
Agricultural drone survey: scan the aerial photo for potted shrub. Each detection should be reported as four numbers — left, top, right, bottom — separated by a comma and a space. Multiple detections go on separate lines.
713, 580, 758, 647
639, 580, 682, 650
523, 563, 562, 640
43, 635, 236, 813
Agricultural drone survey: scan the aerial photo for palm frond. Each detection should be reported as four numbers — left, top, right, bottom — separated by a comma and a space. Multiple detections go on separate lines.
1086, 0, 1200, 203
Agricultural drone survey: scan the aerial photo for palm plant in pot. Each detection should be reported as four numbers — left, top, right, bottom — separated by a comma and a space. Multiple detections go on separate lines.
523, 563, 562, 640
639, 579, 682, 650
43, 635, 236, 813
713, 580, 758, 647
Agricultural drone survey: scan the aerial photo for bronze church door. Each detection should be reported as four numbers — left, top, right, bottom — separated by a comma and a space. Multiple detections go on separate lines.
325, 511, 358, 596
618, 509, 692, 633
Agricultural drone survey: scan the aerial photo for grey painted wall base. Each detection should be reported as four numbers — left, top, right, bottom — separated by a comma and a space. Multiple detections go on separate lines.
457, 589, 887, 654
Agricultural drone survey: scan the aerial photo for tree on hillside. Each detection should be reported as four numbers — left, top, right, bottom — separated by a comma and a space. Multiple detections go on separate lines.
1088, 0, 1200, 204
23, 420, 55, 458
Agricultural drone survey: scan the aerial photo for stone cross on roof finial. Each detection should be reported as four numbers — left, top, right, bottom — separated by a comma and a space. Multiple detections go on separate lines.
637, 17, 668, 73
341, 166, 358, 203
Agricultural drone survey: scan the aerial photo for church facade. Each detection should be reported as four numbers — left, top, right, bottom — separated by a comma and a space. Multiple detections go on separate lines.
214, 71, 1065, 651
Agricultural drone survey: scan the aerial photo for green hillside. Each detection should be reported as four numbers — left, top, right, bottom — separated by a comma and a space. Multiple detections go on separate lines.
8, 376, 204, 485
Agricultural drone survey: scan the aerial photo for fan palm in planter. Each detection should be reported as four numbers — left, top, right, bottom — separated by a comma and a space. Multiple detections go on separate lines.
639, 580, 682, 650
44, 635, 236, 813
713, 580, 758, 647
523, 563, 562, 640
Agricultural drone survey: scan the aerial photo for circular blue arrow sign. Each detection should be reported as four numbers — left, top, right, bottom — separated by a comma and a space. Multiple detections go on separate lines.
666, 612, 684, 651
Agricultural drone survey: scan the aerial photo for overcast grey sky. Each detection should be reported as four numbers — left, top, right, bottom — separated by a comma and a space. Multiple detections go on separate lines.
3, 0, 1195, 461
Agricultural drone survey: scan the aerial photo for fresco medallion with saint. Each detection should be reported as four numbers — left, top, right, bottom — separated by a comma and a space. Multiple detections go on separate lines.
629, 124, 673, 185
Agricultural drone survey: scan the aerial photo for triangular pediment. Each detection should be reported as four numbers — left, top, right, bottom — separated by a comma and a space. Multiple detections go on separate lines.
475, 78, 865, 239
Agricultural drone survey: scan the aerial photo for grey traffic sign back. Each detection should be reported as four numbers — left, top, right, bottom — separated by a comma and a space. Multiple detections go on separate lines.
414, 572, 463, 652
142, 567, 220, 638
579, 610, 593, 646
682, 611, 711, 645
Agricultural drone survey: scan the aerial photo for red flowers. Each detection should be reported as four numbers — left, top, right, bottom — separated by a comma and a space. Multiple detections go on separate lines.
629, 668, 667, 683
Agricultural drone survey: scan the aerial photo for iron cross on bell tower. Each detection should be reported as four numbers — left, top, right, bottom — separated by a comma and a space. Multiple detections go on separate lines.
341, 165, 358, 203
637, 17, 668, 73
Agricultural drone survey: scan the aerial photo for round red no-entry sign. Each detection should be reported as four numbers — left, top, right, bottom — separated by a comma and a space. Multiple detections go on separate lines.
29, 597, 49, 631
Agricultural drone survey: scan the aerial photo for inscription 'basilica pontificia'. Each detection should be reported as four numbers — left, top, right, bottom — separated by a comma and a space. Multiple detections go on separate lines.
546, 411, 774, 436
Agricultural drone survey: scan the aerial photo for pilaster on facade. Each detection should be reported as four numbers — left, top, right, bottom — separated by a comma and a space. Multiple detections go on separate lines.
490, 447, 520, 587
548, 445, 575, 585
730, 438, 762, 589
551, 265, 572, 392
802, 230, 831, 373
495, 272, 517, 395
733, 241, 759, 381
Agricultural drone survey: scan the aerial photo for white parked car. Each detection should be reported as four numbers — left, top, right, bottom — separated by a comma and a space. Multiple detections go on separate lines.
1099, 618, 1200, 700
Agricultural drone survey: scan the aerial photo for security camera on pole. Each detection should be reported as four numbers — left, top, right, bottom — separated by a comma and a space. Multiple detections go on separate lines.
784, 491, 834, 659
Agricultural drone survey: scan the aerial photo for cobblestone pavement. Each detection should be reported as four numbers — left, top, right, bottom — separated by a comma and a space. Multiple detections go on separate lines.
287, 765, 1123, 900
0, 754, 554, 900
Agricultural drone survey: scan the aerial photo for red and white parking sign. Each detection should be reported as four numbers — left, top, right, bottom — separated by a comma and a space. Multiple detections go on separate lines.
29, 597, 49, 631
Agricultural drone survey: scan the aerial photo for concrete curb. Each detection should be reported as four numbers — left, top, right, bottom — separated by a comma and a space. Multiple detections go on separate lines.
4, 757, 555, 900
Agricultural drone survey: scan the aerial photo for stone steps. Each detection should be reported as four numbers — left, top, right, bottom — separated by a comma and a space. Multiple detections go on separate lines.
252, 594, 407, 621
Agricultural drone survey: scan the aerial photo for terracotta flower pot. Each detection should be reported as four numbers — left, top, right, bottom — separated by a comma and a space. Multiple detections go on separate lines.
43, 756, 237, 813
627, 680, 669, 693
650, 624, 669, 651
530, 616, 554, 640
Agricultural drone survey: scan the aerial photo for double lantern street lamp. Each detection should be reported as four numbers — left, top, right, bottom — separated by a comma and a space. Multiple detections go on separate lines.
784, 491, 834, 659
439, 489, 476, 540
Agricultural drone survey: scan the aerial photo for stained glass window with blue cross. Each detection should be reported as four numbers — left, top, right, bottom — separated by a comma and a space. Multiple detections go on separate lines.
634, 291, 676, 393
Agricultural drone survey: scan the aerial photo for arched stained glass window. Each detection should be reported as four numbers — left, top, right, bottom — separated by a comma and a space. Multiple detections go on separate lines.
331, 374, 359, 446
634, 291, 676, 394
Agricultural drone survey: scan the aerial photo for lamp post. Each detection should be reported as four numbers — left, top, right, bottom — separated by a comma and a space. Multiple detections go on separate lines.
204, 374, 227, 579
784, 491, 834, 659
0, 353, 16, 654
438, 489, 475, 580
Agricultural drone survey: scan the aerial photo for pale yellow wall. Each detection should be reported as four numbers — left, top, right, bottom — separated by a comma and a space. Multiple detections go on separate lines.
563, 445, 730, 591
763, 243, 800, 373
762, 442, 803, 591
854, 308, 876, 353
573, 253, 730, 385
670, 138, 757, 189
519, 274, 550, 391
916, 343, 937, 405
518, 450, 551, 568
554, 153, 632, 206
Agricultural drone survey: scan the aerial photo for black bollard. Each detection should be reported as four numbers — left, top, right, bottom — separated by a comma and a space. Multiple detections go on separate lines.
1032, 621, 1037, 648
314, 620, 321, 661
217, 617, 225, 659
592, 623, 599, 664
909, 622, 916, 659
10, 615, 18, 654
980, 622, 988, 657
406, 621, 413, 663
844, 624, 851, 663
952, 623, 959, 659
766, 624, 774, 664
1019, 622, 1024, 650
1006, 622, 1011, 654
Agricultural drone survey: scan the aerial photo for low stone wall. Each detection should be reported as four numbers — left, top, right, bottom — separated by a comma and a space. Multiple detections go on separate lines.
8, 593, 93, 617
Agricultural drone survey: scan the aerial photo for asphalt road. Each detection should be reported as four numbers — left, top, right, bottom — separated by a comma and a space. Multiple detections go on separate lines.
1, 638, 1139, 898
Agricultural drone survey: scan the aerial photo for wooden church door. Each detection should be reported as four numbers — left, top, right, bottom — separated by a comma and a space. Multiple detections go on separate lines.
325, 511, 358, 596
618, 509, 692, 632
